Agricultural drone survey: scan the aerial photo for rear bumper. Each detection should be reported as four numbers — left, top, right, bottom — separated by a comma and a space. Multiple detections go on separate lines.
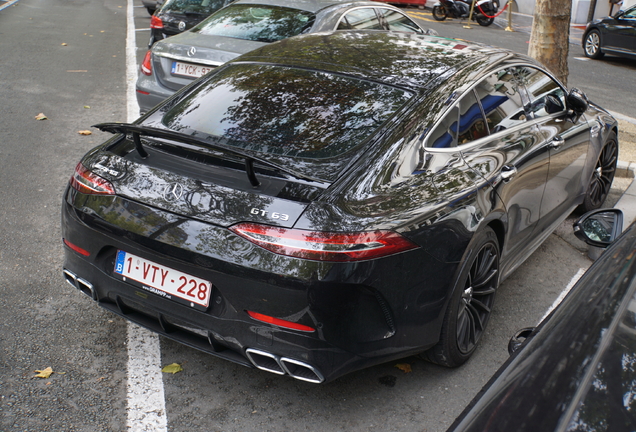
135, 72, 177, 114
61, 189, 453, 382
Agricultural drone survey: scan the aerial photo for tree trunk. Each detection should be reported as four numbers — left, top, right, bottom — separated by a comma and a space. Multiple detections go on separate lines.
528, 0, 572, 86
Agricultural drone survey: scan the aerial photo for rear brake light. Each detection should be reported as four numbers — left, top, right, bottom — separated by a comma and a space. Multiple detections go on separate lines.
141, 50, 152, 76
229, 223, 418, 262
150, 15, 164, 29
63, 239, 90, 257
70, 162, 115, 195
247, 311, 315, 332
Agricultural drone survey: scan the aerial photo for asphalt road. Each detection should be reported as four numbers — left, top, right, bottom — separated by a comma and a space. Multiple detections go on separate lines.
0, 2, 634, 432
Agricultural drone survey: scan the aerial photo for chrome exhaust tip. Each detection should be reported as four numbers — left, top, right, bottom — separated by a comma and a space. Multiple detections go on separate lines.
63, 269, 77, 288
76, 277, 96, 301
62, 269, 96, 301
245, 348, 324, 383
245, 348, 285, 375
281, 357, 324, 384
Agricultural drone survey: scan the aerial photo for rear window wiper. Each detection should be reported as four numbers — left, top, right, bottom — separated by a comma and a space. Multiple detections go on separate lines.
93, 122, 326, 187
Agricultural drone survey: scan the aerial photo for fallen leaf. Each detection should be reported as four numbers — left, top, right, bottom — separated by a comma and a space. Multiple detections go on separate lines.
162, 363, 183, 374
34, 367, 54, 378
395, 363, 412, 373
61, 43, 67, 46
78, 130, 92, 135
35, 113, 47, 121
84, 106, 90, 109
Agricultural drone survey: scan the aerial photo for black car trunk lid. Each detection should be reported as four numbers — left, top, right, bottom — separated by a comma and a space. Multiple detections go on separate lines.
84, 139, 323, 229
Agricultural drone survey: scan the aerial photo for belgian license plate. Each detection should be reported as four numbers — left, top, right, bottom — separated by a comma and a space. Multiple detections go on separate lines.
114, 250, 211, 308
171, 61, 214, 78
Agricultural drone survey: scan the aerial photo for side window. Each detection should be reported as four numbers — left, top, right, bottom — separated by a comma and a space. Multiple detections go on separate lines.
457, 90, 489, 145
518, 67, 566, 119
426, 105, 459, 148
377, 8, 423, 33
622, 7, 636, 18
337, 8, 384, 30
474, 68, 527, 133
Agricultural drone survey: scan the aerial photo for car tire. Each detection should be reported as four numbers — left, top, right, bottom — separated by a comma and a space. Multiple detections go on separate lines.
580, 132, 618, 213
433, 5, 447, 21
424, 227, 500, 367
583, 30, 605, 59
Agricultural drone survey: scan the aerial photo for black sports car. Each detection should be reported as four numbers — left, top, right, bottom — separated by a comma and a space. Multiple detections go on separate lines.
446, 209, 636, 432
62, 31, 619, 383
582, 4, 636, 59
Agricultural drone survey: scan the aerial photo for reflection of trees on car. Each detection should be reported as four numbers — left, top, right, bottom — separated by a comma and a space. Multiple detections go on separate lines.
161, 63, 412, 178
193, 5, 316, 43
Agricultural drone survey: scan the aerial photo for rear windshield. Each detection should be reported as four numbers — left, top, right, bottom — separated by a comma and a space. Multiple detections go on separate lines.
161, 64, 412, 161
161, 0, 230, 15
191, 4, 315, 43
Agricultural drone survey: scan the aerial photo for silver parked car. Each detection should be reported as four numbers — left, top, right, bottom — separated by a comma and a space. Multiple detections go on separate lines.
136, 0, 431, 113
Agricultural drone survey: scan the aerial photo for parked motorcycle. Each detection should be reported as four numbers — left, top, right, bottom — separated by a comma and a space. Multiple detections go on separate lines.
432, 0, 499, 26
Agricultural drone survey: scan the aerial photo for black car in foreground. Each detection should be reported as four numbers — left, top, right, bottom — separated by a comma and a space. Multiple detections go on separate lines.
447, 208, 636, 431
62, 31, 618, 383
583, 4, 636, 59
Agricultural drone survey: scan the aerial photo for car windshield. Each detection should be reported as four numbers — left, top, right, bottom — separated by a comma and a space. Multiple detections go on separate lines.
160, 64, 412, 161
191, 4, 316, 42
161, 0, 229, 15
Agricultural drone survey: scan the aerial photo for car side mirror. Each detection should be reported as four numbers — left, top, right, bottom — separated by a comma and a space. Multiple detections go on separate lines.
566, 88, 589, 115
573, 208, 623, 248
508, 327, 534, 355
545, 94, 565, 114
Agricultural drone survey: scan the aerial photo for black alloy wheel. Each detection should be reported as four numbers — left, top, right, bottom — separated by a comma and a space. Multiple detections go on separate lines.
456, 240, 498, 354
424, 227, 500, 367
581, 133, 618, 212
433, 5, 448, 20
584, 30, 605, 59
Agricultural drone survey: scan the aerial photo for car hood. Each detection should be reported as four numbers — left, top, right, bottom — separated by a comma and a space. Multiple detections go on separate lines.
152, 31, 268, 65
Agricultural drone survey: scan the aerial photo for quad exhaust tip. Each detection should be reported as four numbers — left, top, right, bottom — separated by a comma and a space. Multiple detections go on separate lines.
245, 348, 324, 384
63, 269, 97, 301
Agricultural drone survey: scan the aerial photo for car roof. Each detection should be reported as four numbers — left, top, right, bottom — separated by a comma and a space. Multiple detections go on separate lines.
233, 31, 516, 92
231, 0, 380, 13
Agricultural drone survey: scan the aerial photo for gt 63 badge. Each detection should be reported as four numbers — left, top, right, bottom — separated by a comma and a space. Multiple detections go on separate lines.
250, 208, 290, 221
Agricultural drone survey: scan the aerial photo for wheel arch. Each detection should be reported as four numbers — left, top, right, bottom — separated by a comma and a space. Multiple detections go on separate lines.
486, 218, 505, 255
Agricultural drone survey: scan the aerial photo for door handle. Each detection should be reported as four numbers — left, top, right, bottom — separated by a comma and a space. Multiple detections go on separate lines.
548, 135, 565, 150
500, 165, 517, 182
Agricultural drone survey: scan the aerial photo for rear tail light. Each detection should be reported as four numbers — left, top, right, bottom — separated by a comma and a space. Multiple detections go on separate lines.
70, 162, 115, 195
150, 15, 164, 29
140, 50, 152, 76
229, 223, 418, 262
247, 311, 315, 332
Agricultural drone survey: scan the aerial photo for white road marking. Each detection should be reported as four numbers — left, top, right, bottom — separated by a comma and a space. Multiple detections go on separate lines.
126, 324, 168, 431
126, 1, 168, 430
538, 267, 587, 324
0, 0, 21, 12
574, 57, 591, 61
